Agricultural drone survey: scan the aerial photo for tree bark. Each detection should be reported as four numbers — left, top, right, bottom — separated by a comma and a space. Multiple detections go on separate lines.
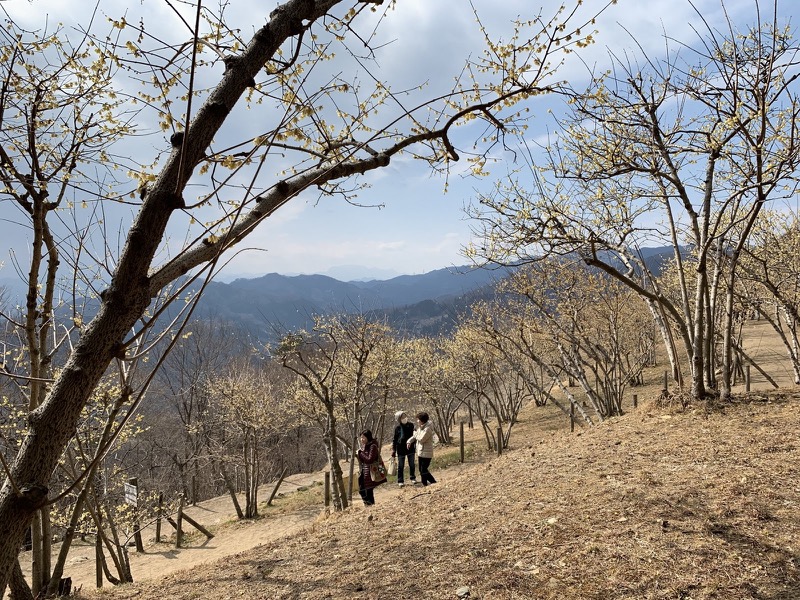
218, 462, 244, 520
8, 558, 33, 600
323, 411, 348, 511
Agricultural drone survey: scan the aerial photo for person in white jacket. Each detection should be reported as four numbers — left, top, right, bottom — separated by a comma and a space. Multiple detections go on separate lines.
407, 412, 437, 486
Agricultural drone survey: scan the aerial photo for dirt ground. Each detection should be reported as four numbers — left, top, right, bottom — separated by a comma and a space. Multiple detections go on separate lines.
18, 319, 800, 598
37, 444, 489, 594
79, 393, 800, 599
18, 471, 337, 592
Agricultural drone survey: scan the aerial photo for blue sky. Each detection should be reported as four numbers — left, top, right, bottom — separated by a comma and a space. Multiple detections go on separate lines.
1, 0, 789, 282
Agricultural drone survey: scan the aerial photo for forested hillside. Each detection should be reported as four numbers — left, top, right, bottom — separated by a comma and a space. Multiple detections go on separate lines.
187, 265, 509, 339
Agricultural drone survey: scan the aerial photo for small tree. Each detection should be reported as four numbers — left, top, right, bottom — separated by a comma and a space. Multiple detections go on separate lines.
402, 336, 464, 442
278, 320, 349, 511
467, 296, 591, 424
444, 320, 508, 450
468, 5, 800, 401
333, 316, 397, 500
207, 360, 279, 519
46, 379, 150, 592
500, 260, 653, 418
277, 313, 396, 508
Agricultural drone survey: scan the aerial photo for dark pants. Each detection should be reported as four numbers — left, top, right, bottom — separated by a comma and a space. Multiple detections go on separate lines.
397, 452, 416, 483
358, 474, 375, 505
418, 457, 436, 485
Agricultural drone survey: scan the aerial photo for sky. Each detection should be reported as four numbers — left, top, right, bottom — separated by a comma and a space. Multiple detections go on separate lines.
1, 0, 793, 283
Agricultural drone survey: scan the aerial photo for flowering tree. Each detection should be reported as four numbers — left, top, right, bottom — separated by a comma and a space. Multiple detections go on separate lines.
277, 313, 397, 508
206, 360, 282, 519
469, 7, 800, 400
0, 0, 605, 592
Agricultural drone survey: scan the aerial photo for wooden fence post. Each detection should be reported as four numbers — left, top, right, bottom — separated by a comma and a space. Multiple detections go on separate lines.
267, 468, 288, 506
324, 472, 331, 508
633, 394, 638, 409
57, 577, 72, 597
745, 365, 751, 392
496, 427, 503, 456
459, 422, 465, 463
570, 402, 575, 433
663, 371, 669, 394
177, 513, 214, 540
175, 495, 184, 549
155, 492, 163, 543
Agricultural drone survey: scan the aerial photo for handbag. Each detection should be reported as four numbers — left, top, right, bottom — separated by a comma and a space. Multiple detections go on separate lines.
369, 457, 388, 483
388, 455, 397, 476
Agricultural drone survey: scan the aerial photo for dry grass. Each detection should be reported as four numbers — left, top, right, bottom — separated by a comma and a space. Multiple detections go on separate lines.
86, 391, 800, 600
81, 320, 800, 599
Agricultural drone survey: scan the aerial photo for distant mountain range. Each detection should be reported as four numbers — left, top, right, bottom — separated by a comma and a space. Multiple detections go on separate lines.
191, 264, 513, 340
0, 245, 680, 342
190, 245, 679, 340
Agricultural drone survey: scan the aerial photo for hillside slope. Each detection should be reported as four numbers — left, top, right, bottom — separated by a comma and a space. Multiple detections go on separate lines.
92, 393, 800, 600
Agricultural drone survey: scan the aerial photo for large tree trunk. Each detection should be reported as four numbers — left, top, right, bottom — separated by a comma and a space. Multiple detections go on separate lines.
0, 1, 345, 589
0, 148, 189, 591
8, 558, 33, 600
0, 149, 179, 595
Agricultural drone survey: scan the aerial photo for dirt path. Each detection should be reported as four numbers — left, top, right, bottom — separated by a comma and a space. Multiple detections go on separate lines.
21, 470, 327, 591
30, 456, 474, 593
740, 318, 797, 387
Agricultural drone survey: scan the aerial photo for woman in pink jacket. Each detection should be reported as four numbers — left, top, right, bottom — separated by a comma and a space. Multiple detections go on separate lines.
356, 429, 386, 505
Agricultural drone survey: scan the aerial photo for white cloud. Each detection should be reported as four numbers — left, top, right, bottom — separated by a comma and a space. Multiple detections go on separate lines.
375, 240, 406, 252
3, 0, 790, 282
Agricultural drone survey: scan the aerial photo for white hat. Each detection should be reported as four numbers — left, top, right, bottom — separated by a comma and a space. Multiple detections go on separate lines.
394, 410, 406, 421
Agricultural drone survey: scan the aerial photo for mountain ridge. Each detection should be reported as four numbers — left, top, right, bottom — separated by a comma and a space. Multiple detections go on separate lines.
190, 264, 510, 338
0, 246, 681, 341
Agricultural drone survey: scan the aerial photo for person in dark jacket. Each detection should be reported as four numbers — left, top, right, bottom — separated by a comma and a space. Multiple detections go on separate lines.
391, 410, 417, 487
357, 429, 386, 505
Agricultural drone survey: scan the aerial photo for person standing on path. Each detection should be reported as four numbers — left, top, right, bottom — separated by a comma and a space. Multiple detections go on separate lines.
357, 429, 386, 505
391, 410, 417, 487
408, 412, 437, 486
